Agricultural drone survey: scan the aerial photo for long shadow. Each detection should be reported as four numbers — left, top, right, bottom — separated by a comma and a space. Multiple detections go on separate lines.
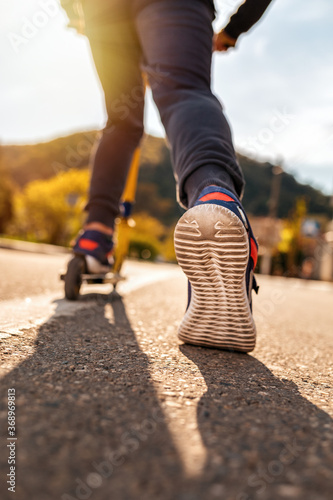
180, 345, 333, 500
0, 294, 184, 500
1, 292, 332, 500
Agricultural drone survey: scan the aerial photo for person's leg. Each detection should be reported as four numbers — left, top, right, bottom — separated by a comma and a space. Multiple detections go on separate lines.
134, 0, 258, 352
83, 1, 145, 231
71, 2, 144, 270
134, 0, 244, 209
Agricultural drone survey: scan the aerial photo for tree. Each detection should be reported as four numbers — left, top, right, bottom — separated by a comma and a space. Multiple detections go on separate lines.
12, 169, 89, 245
0, 145, 14, 234
128, 212, 165, 260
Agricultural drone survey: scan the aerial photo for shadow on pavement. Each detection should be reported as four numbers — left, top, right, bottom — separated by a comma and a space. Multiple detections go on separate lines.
180, 344, 333, 500
1, 294, 332, 500
1, 295, 184, 500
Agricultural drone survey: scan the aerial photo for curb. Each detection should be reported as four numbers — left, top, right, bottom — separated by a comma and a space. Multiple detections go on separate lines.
0, 237, 71, 255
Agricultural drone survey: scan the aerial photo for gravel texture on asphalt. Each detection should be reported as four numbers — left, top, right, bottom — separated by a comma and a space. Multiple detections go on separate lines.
0, 252, 332, 500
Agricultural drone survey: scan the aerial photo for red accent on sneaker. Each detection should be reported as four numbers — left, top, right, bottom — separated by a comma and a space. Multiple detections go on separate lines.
250, 238, 258, 269
79, 239, 99, 251
199, 192, 235, 203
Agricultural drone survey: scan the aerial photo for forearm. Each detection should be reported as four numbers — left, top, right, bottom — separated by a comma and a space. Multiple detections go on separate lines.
224, 0, 273, 40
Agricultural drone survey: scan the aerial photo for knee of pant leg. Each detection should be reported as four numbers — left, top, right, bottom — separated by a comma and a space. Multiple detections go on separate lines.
152, 84, 219, 125
105, 89, 145, 136
104, 112, 144, 142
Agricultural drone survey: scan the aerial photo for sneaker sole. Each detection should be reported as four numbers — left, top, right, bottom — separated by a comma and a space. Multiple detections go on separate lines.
174, 204, 256, 353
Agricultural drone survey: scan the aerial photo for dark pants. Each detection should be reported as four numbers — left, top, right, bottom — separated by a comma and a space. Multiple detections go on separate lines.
84, 0, 244, 228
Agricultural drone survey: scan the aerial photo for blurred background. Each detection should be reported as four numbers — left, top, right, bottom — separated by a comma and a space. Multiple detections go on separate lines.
1, 0, 333, 279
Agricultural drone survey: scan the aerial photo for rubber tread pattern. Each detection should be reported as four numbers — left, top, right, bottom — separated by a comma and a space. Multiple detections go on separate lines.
174, 204, 256, 352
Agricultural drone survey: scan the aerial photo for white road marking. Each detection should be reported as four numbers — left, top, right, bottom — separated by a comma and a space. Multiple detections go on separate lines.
0, 262, 182, 335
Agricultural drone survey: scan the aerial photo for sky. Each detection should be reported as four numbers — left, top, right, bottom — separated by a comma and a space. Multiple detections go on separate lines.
0, 0, 333, 194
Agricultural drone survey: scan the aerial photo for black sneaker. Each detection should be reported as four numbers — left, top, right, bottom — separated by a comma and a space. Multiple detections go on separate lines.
174, 186, 259, 353
73, 229, 114, 274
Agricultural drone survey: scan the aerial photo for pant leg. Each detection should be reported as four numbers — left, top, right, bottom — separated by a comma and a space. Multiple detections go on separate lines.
83, 1, 145, 228
135, 0, 244, 208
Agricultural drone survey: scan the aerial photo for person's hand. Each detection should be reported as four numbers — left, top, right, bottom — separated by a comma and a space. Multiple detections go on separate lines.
213, 30, 237, 52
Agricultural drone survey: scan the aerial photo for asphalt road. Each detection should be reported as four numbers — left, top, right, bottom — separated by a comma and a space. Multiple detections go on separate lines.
0, 248, 333, 500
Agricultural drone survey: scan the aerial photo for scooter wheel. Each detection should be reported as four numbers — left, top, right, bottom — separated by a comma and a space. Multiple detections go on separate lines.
64, 256, 85, 300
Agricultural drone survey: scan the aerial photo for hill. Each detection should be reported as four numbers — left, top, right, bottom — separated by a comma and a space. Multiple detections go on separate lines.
1, 131, 331, 225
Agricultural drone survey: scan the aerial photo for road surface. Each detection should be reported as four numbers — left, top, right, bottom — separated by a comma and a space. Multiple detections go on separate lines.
0, 248, 332, 500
